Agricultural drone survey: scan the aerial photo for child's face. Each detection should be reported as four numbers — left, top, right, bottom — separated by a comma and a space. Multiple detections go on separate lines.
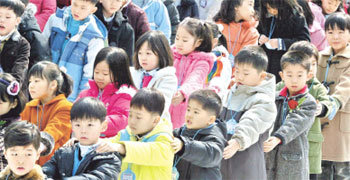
4, 144, 40, 177
266, 3, 278, 16
128, 106, 160, 135
309, 56, 317, 78
94, 60, 112, 90
0, 7, 21, 36
71, 0, 97, 21
321, 0, 341, 14
234, 63, 266, 86
0, 98, 16, 116
72, 118, 107, 145
28, 76, 52, 101
138, 42, 159, 71
185, 100, 215, 130
175, 26, 202, 56
280, 64, 312, 95
326, 25, 350, 54
99, 0, 124, 16
235, 0, 255, 22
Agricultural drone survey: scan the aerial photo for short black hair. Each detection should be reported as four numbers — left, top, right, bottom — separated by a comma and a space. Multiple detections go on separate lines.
235, 45, 268, 72
325, 12, 350, 32
71, 97, 107, 123
0, 0, 25, 17
280, 50, 311, 72
188, 89, 222, 117
289, 41, 319, 62
130, 88, 165, 116
4, 121, 41, 150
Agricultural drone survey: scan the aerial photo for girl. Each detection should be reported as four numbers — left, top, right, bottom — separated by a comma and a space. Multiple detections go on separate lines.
312, 0, 343, 18
316, 12, 350, 179
170, 17, 214, 129
214, 0, 259, 69
258, 0, 310, 82
131, 30, 177, 120
21, 61, 73, 166
0, 73, 26, 170
78, 47, 136, 138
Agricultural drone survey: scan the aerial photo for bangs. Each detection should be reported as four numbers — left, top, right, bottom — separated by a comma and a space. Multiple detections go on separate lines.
325, 13, 350, 31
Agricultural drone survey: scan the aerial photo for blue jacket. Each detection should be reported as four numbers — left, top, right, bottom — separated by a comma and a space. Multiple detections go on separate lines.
133, 0, 171, 41
43, 7, 107, 101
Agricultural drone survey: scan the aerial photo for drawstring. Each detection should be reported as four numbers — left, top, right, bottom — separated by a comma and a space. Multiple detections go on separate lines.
36, 104, 45, 130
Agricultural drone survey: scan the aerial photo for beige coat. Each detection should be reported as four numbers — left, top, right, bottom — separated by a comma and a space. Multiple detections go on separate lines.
317, 45, 350, 162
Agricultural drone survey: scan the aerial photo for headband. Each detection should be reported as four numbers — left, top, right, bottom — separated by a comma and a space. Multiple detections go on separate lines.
0, 78, 19, 96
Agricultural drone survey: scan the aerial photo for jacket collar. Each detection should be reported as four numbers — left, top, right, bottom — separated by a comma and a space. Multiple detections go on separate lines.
88, 79, 118, 96
279, 85, 308, 98
27, 94, 67, 107
321, 44, 350, 59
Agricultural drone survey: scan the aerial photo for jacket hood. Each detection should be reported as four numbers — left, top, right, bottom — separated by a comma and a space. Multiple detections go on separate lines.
217, 19, 259, 29
130, 66, 177, 89
0, 165, 45, 180
232, 73, 276, 97
19, 3, 41, 33
21, 3, 37, 21
26, 94, 68, 107
125, 118, 173, 138
212, 45, 229, 57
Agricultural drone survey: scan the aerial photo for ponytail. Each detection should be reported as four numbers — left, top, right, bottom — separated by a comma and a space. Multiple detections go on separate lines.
57, 70, 73, 98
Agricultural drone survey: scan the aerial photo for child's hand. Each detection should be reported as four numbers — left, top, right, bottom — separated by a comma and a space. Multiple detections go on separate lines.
96, 141, 126, 155
63, 138, 77, 147
223, 139, 240, 159
267, 39, 278, 49
258, 35, 269, 45
315, 101, 322, 116
172, 91, 184, 106
263, 136, 281, 153
171, 137, 183, 153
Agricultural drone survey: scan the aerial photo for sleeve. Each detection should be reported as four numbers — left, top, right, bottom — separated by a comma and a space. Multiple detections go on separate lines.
315, 84, 335, 118
136, 11, 151, 40
282, 15, 311, 50
155, 2, 171, 41
232, 96, 277, 150
11, 38, 30, 83
154, 74, 178, 114
42, 149, 61, 179
179, 60, 211, 100
40, 131, 55, 156
63, 153, 121, 180
331, 65, 350, 111
35, 0, 57, 31
120, 24, 135, 60
42, 13, 54, 41
273, 96, 317, 145
176, 134, 225, 168
120, 135, 174, 166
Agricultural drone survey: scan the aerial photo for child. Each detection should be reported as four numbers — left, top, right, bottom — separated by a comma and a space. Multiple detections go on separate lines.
170, 17, 214, 129
42, 97, 121, 179
0, 0, 30, 84
206, 22, 232, 98
132, 0, 171, 41
0, 121, 45, 180
264, 50, 317, 179
312, 0, 343, 18
220, 45, 277, 180
258, 0, 310, 82
95, 0, 135, 60
42, 0, 108, 101
96, 88, 174, 180
21, 61, 73, 166
276, 41, 336, 179
78, 47, 137, 138
131, 30, 177, 120
171, 89, 226, 180
316, 13, 350, 179
214, 0, 259, 69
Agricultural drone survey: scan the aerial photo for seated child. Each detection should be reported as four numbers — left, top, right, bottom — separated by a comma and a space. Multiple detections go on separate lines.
220, 45, 277, 180
96, 88, 174, 180
264, 50, 317, 179
171, 89, 227, 180
0, 121, 45, 180
42, 97, 121, 179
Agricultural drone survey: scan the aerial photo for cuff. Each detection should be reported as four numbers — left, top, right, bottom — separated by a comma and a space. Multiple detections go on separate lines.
40, 132, 54, 156
277, 38, 286, 51
273, 133, 285, 145
316, 104, 328, 118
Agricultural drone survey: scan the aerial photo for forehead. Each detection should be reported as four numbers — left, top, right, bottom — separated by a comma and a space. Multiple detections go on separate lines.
6, 144, 37, 152
72, 118, 102, 124
235, 63, 257, 71
72, 0, 95, 6
0, 7, 16, 15
177, 26, 194, 38
283, 64, 308, 72
188, 99, 204, 109
130, 106, 152, 114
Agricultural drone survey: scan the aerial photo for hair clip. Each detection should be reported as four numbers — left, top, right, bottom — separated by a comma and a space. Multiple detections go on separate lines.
0, 78, 20, 96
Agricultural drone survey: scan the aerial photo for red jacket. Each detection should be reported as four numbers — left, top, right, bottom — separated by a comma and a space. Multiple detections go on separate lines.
78, 80, 137, 138
30, 0, 56, 31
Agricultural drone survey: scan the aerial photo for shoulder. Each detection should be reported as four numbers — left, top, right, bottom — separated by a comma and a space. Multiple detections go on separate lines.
115, 85, 137, 97
188, 51, 214, 64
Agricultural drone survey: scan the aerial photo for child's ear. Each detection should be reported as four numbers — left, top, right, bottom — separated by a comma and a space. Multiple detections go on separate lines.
208, 115, 216, 125
49, 80, 58, 91
260, 71, 267, 80
194, 39, 203, 49
307, 71, 313, 80
153, 115, 161, 125
15, 17, 21, 26
279, 71, 284, 81
101, 120, 108, 132
91, 6, 98, 14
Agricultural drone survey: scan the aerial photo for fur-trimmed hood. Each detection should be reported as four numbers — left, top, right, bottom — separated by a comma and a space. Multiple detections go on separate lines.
0, 165, 45, 180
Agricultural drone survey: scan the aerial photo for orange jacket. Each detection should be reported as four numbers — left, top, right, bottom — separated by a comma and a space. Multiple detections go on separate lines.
216, 20, 259, 56
21, 94, 72, 165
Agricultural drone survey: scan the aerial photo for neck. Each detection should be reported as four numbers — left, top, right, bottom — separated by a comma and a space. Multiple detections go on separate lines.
40, 94, 56, 104
102, 9, 114, 18
333, 45, 348, 55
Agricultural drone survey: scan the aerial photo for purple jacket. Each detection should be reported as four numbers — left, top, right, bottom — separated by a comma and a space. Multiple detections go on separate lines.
169, 47, 214, 129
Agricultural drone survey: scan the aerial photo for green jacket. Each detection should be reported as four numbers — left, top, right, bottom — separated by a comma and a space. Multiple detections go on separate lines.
276, 77, 334, 174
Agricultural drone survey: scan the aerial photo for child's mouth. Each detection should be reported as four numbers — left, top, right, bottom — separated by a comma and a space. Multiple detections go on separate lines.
17, 167, 25, 171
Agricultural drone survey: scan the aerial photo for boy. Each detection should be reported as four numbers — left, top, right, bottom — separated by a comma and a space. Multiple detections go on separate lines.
264, 50, 317, 180
42, 0, 107, 101
0, 121, 45, 180
42, 97, 121, 179
171, 89, 226, 180
0, 0, 30, 84
220, 45, 277, 180
95, 0, 135, 60
96, 88, 174, 180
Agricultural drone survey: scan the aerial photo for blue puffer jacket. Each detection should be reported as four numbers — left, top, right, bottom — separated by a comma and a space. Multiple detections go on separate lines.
43, 7, 107, 101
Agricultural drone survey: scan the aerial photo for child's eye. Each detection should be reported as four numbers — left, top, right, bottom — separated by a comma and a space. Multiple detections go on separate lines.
244, 73, 249, 76
88, 124, 93, 127
186, 108, 190, 112
26, 153, 32, 157
136, 117, 141, 120
11, 153, 17, 156
194, 111, 199, 114
74, 124, 80, 127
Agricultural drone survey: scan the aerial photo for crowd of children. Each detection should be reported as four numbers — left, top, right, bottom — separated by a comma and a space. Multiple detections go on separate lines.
0, 0, 349, 179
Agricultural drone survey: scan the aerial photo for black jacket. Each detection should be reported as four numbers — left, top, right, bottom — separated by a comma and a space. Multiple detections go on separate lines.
18, 3, 51, 70
42, 143, 121, 180
176, 0, 199, 21
164, 0, 180, 44
257, 12, 310, 82
95, 3, 135, 61
173, 120, 227, 180
0, 30, 30, 84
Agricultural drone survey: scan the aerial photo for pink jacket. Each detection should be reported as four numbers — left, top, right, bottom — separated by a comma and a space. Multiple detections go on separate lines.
309, 2, 327, 51
169, 47, 214, 129
78, 80, 137, 138
30, 0, 56, 31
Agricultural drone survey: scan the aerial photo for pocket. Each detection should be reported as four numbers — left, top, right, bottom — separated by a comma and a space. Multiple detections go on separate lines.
340, 112, 350, 132
281, 152, 302, 161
